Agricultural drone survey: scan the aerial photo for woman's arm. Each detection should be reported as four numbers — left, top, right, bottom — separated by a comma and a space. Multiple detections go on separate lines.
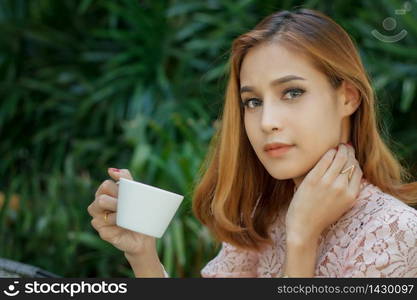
282, 145, 362, 277
282, 233, 319, 277
125, 251, 165, 278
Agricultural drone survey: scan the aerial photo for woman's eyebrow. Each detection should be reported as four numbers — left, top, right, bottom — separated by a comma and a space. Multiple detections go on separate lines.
240, 75, 306, 94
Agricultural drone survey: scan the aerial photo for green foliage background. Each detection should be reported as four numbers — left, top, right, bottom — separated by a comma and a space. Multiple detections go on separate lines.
0, 0, 416, 277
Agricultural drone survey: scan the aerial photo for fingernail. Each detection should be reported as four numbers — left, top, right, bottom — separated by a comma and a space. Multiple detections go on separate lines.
109, 168, 120, 172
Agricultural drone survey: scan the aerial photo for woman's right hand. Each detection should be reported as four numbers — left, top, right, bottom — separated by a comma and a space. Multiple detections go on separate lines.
87, 168, 157, 256
285, 143, 363, 243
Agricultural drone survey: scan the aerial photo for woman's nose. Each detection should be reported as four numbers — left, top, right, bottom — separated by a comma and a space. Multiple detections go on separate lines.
260, 107, 283, 133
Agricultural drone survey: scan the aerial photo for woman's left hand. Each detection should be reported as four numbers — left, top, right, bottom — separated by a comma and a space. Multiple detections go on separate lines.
285, 143, 363, 243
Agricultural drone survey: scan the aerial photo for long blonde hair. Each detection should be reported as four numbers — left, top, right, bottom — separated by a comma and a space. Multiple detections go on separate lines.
191, 9, 417, 252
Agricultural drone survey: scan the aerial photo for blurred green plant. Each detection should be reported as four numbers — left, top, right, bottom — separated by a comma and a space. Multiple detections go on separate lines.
0, 0, 416, 277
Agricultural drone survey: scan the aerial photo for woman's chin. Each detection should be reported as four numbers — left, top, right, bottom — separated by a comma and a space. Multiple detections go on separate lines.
267, 171, 297, 181
263, 165, 307, 181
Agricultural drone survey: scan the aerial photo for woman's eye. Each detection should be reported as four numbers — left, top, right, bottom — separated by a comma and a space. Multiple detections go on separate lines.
242, 88, 305, 109
283, 88, 305, 100
243, 98, 261, 109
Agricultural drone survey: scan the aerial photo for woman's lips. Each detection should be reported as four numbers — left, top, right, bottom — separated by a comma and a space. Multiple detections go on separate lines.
264, 145, 294, 158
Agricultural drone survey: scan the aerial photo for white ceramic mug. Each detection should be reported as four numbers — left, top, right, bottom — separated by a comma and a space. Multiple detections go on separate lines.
116, 178, 184, 238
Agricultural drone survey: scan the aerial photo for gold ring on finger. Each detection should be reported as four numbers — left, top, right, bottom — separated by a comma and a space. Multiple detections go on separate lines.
104, 211, 109, 223
341, 165, 355, 181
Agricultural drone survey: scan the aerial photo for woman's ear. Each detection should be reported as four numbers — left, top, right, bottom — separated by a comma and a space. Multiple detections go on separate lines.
340, 80, 361, 117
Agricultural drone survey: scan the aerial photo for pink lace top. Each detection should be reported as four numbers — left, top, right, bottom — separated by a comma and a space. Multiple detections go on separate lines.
161, 178, 417, 278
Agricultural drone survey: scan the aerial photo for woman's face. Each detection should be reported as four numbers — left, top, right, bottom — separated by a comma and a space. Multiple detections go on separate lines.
239, 42, 358, 185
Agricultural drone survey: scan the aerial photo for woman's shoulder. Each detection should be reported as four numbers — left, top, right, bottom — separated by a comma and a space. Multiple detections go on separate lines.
321, 179, 417, 262
360, 178, 416, 213
349, 178, 417, 229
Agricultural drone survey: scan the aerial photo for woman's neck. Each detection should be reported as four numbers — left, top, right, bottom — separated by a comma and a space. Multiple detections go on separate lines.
292, 175, 305, 190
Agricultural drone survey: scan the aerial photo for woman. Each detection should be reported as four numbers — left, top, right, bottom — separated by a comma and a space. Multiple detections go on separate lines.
87, 9, 417, 277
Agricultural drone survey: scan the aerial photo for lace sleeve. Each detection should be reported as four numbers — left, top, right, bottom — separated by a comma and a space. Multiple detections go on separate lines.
200, 241, 259, 278
342, 208, 417, 277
